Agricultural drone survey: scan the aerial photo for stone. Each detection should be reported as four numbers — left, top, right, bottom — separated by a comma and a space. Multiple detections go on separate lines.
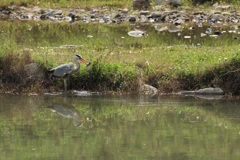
179, 87, 224, 95
195, 87, 224, 95
128, 30, 145, 37
140, 83, 158, 96
129, 16, 137, 22
139, 10, 150, 16
155, 0, 181, 5
133, 0, 151, 10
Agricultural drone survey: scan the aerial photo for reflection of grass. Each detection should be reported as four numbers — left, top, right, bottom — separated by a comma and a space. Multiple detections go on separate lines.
0, 21, 239, 94
1, 100, 240, 159
2, 101, 240, 134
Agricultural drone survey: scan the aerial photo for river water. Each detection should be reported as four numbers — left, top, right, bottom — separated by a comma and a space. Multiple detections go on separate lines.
0, 93, 240, 159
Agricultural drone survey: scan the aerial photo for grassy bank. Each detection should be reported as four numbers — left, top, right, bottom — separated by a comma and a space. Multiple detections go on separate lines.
1, 0, 132, 8
1, 0, 240, 8
0, 21, 239, 95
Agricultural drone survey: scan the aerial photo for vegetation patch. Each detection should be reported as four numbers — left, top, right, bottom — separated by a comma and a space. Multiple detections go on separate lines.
0, 47, 239, 95
175, 57, 240, 95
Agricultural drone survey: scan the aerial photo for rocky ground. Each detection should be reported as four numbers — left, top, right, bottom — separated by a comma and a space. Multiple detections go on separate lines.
0, 3, 240, 29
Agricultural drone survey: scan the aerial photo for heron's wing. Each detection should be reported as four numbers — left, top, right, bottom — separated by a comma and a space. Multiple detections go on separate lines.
52, 63, 74, 77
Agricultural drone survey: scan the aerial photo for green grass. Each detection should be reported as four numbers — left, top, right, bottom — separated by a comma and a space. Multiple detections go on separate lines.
1, 0, 240, 8
0, 0, 132, 8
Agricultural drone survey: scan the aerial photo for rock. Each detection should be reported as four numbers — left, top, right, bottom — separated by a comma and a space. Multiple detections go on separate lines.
184, 36, 191, 39
139, 15, 147, 22
121, 8, 129, 14
200, 33, 206, 37
155, 0, 181, 6
0, 6, 11, 15
140, 83, 158, 96
154, 24, 168, 32
209, 35, 218, 38
128, 30, 146, 37
168, 24, 182, 32
205, 28, 212, 34
195, 87, 224, 95
174, 18, 185, 25
179, 87, 224, 95
62, 16, 72, 22
128, 15, 137, 22
139, 10, 150, 16
101, 16, 111, 23
208, 13, 224, 23
68, 12, 77, 19
41, 9, 63, 16
216, 5, 231, 10
133, 0, 151, 10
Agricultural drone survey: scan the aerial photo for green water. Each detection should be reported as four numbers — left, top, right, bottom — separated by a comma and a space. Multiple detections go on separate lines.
0, 21, 239, 50
0, 94, 240, 160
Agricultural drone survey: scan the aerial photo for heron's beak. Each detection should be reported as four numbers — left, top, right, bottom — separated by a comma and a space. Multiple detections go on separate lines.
80, 58, 88, 64
80, 58, 91, 67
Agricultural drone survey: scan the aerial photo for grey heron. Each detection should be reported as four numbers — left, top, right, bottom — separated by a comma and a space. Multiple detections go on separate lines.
49, 55, 91, 92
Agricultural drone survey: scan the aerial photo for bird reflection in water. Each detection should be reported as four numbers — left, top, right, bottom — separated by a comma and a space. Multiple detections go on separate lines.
49, 104, 90, 127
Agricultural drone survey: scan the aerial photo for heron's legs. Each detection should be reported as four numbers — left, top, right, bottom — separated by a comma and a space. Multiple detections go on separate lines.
63, 78, 68, 92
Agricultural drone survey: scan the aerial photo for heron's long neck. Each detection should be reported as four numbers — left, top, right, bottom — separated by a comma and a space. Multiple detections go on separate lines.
73, 60, 80, 72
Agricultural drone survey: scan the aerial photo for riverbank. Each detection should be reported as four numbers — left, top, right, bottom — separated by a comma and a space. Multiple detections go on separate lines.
0, 2, 240, 96
1, 44, 239, 96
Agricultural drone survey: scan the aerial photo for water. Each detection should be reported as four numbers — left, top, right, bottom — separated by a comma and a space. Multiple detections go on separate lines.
0, 21, 239, 50
0, 94, 240, 159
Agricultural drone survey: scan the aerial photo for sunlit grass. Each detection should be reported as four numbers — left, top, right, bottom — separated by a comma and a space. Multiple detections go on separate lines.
33, 43, 240, 76
1, 0, 240, 8
0, 0, 132, 8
